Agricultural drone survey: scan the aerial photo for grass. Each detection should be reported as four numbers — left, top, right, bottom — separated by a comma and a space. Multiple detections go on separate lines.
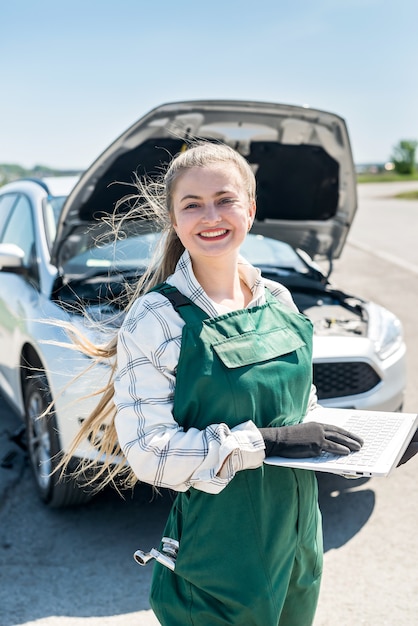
393, 190, 418, 200
356, 170, 418, 199
357, 171, 418, 184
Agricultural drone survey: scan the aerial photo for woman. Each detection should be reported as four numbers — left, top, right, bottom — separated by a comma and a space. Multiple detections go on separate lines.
65, 142, 362, 625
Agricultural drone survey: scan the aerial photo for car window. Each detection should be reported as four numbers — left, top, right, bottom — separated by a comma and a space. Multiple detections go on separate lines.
1, 194, 36, 266
43, 199, 57, 246
43, 195, 67, 249
0, 193, 19, 238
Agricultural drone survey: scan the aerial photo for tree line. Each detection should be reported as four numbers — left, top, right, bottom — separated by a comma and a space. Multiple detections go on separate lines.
1, 139, 416, 187
0, 163, 82, 187
391, 140, 418, 175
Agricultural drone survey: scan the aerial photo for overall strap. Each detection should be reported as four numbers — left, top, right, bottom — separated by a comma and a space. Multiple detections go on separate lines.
264, 286, 278, 303
150, 283, 209, 324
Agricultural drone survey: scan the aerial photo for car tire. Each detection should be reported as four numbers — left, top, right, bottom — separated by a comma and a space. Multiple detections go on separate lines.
24, 372, 92, 507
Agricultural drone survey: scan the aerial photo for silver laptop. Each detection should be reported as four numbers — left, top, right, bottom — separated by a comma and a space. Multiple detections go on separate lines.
264, 407, 418, 478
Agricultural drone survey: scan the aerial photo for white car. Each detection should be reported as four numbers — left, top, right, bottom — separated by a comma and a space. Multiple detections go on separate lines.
0, 100, 406, 507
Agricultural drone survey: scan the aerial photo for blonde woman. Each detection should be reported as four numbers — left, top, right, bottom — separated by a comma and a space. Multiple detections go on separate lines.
64, 142, 362, 625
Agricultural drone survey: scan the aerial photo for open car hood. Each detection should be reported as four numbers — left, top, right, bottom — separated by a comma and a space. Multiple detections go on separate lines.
52, 100, 357, 267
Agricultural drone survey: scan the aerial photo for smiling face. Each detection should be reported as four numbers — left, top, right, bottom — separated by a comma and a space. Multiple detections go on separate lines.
171, 163, 256, 266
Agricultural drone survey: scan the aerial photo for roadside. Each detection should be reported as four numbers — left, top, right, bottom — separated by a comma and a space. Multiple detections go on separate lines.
0, 398, 26, 509
313, 240, 418, 626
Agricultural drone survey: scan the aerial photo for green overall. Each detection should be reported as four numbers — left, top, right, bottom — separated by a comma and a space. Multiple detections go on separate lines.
150, 284, 323, 626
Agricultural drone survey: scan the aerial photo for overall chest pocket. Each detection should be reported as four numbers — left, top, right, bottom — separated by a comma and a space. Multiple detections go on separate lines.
212, 326, 305, 369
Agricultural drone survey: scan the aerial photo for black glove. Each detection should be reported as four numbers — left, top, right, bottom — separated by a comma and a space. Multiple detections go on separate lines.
260, 422, 364, 458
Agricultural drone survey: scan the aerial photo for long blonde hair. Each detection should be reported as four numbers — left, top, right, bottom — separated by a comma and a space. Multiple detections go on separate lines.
60, 141, 256, 490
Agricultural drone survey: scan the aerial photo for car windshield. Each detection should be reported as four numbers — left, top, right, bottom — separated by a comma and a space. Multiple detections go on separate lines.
241, 234, 308, 272
62, 228, 308, 277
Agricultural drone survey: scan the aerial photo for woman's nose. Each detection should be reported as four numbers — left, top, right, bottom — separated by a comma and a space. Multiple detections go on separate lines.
201, 203, 221, 222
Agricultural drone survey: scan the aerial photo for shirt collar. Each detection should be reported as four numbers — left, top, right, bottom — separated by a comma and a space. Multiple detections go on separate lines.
167, 250, 267, 316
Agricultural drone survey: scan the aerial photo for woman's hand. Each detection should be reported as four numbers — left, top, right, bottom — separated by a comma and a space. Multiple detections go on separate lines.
259, 422, 363, 458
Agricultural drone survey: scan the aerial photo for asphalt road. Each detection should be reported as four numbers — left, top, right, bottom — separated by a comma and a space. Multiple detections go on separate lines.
1, 182, 418, 626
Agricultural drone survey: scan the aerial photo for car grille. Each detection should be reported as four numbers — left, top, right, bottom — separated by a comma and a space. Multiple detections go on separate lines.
313, 361, 381, 400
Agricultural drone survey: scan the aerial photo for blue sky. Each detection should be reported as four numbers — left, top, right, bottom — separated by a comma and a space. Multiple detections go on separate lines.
2, 0, 417, 169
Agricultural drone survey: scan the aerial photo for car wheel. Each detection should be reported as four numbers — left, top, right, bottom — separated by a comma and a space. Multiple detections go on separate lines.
24, 372, 92, 507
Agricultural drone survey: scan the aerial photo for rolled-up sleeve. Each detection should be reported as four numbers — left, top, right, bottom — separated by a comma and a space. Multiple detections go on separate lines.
114, 294, 265, 494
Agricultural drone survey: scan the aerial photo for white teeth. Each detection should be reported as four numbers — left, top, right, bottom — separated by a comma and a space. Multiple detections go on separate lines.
200, 229, 227, 238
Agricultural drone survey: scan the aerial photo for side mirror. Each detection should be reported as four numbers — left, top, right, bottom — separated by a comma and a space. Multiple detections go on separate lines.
0, 243, 25, 271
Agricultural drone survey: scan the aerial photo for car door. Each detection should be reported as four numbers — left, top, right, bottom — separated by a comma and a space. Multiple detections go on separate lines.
0, 193, 40, 408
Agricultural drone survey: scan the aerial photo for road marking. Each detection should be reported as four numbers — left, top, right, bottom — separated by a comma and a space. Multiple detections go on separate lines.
349, 241, 418, 276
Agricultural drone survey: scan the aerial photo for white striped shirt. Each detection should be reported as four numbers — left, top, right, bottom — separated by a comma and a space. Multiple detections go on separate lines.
114, 250, 317, 494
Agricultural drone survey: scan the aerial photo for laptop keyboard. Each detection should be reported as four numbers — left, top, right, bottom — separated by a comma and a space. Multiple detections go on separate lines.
318, 414, 405, 467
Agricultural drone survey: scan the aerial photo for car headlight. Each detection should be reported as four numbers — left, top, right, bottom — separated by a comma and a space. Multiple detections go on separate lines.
366, 302, 404, 360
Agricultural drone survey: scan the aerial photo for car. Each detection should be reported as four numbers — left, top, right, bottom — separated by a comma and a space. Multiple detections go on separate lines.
0, 100, 406, 507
